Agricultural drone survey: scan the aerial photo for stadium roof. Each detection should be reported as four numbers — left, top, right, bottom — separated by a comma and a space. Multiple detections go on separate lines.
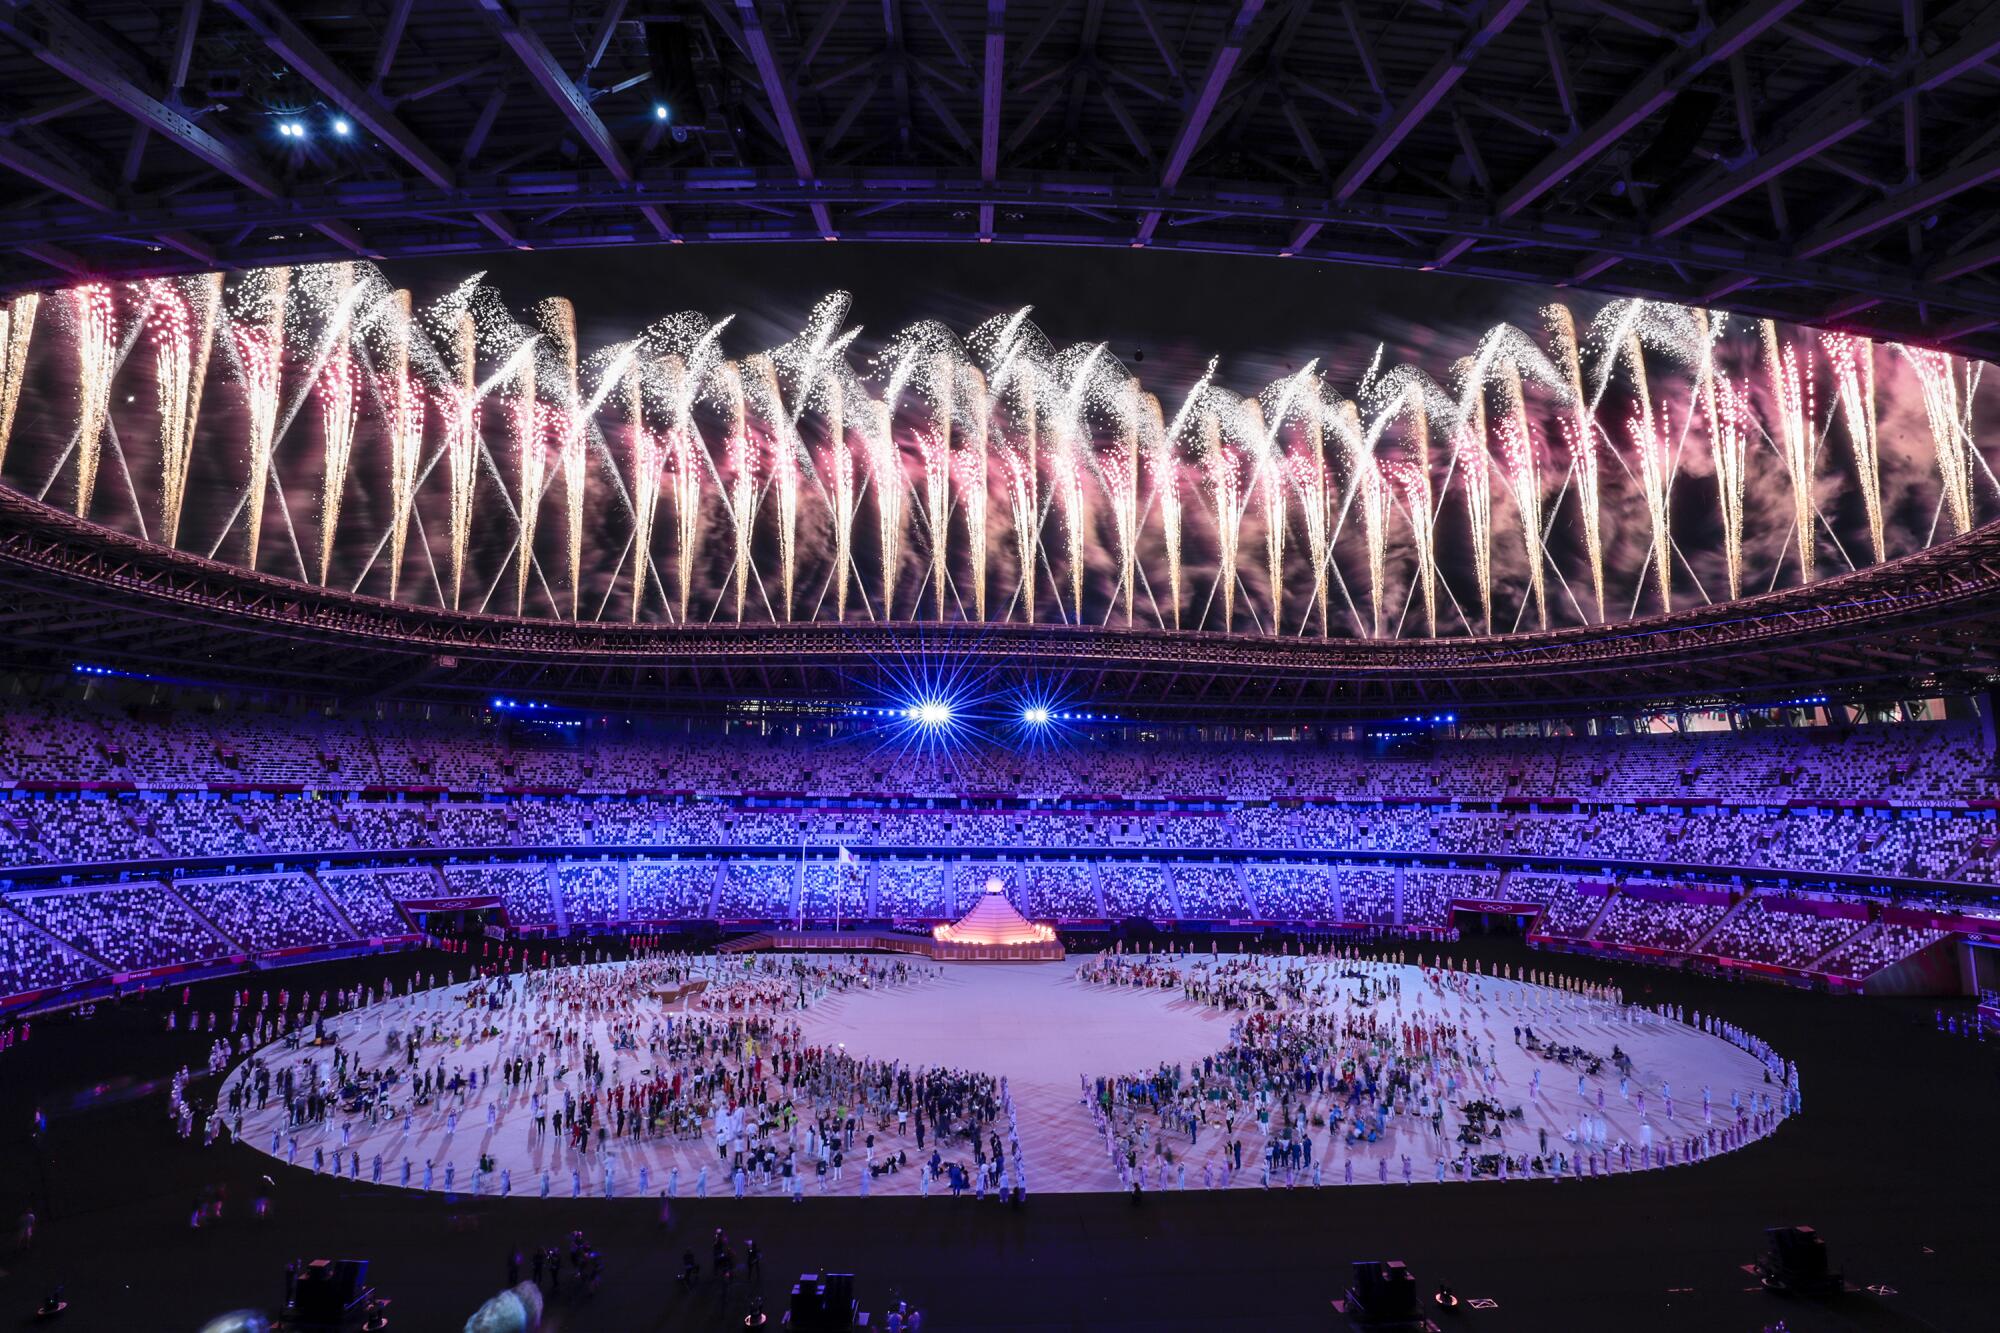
2, 2, 2000, 357
3, 483, 1998, 721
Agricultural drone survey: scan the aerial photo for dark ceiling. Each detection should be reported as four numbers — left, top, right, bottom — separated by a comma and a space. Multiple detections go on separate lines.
2, 2, 2000, 355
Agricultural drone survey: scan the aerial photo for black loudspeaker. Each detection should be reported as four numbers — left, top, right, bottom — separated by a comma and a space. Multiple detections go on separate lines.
291, 1258, 368, 1326
787, 1271, 855, 1331
1760, 1225, 1841, 1296
1348, 1259, 1419, 1323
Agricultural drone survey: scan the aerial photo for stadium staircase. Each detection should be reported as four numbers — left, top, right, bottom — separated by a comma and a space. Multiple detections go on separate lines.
0, 898, 109, 971
1575, 888, 1617, 940
160, 879, 239, 955
543, 864, 568, 934
305, 869, 364, 942
1688, 894, 1752, 952
1806, 919, 1874, 972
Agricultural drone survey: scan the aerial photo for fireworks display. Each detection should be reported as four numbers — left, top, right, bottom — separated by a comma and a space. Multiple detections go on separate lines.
144, 281, 196, 548
3, 265, 1996, 642
70, 283, 118, 520
1761, 318, 1818, 585
313, 264, 361, 586
0, 293, 41, 474
227, 267, 287, 565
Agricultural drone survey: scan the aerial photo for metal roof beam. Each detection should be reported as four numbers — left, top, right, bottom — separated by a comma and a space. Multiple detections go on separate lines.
731, 0, 833, 236
3, 0, 282, 199
1497, 0, 1810, 219
473, 0, 635, 186
1136, 0, 1264, 243
220, 1, 456, 192
1332, 0, 1531, 203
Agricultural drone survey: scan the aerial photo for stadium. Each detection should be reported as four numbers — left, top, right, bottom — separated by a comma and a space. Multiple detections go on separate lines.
2, 2, 2000, 1331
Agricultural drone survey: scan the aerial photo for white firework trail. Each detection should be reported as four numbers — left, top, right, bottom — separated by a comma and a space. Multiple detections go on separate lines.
1289, 395, 1333, 638
1544, 304, 1601, 623
1381, 455, 1436, 638
918, 357, 954, 620
1143, 393, 1184, 631
1330, 398, 1387, 639
1109, 381, 1142, 627
1822, 331, 1884, 565
1898, 345, 1975, 538
1389, 380, 1436, 636
659, 354, 706, 623
509, 351, 544, 616
531, 297, 589, 619
1627, 398, 1674, 615
1453, 368, 1494, 636
1202, 407, 1242, 632
722, 361, 756, 623
229, 269, 288, 561
378, 289, 424, 602
314, 265, 360, 583
1156, 361, 1216, 632
0, 292, 40, 473
1011, 372, 1040, 622
868, 395, 902, 620
1497, 361, 1546, 629
822, 375, 856, 621
1253, 364, 1314, 633
749, 354, 802, 621
1760, 318, 1816, 583
1049, 345, 1103, 621
958, 367, 990, 622
71, 283, 118, 520
1712, 375, 1752, 601
438, 312, 482, 610
143, 281, 195, 549
624, 358, 663, 621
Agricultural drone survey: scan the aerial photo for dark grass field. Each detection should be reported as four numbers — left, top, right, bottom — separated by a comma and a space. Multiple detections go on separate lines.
1, 936, 1992, 1333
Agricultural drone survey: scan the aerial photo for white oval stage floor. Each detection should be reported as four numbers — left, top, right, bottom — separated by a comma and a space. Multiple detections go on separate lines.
219, 952, 1785, 1199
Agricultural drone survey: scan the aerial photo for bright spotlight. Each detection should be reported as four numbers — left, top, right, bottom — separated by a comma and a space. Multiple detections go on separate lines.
332, 117, 352, 136
916, 701, 952, 727
1022, 706, 1050, 726
653, 103, 671, 121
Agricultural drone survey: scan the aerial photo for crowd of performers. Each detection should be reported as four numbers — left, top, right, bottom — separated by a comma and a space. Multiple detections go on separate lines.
210, 948, 1034, 1201
1078, 947, 1799, 1191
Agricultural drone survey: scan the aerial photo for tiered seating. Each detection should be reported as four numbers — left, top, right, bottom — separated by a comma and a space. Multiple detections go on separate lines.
626, 861, 715, 919
1534, 887, 1605, 939
177, 874, 350, 952
1702, 899, 1862, 968
1341, 868, 1398, 923
15, 883, 226, 971
1818, 922, 1948, 979
717, 862, 792, 918
1099, 863, 1171, 917
0, 910, 103, 995
1400, 869, 1498, 926
315, 871, 413, 936
556, 862, 622, 923
1024, 862, 1096, 917
1246, 864, 1340, 918
1590, 890, 1730, 950
875, 861, 946, 917
1172, 864, 1246, 918
800, 862, 867, 918
441, 865, 554, 924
